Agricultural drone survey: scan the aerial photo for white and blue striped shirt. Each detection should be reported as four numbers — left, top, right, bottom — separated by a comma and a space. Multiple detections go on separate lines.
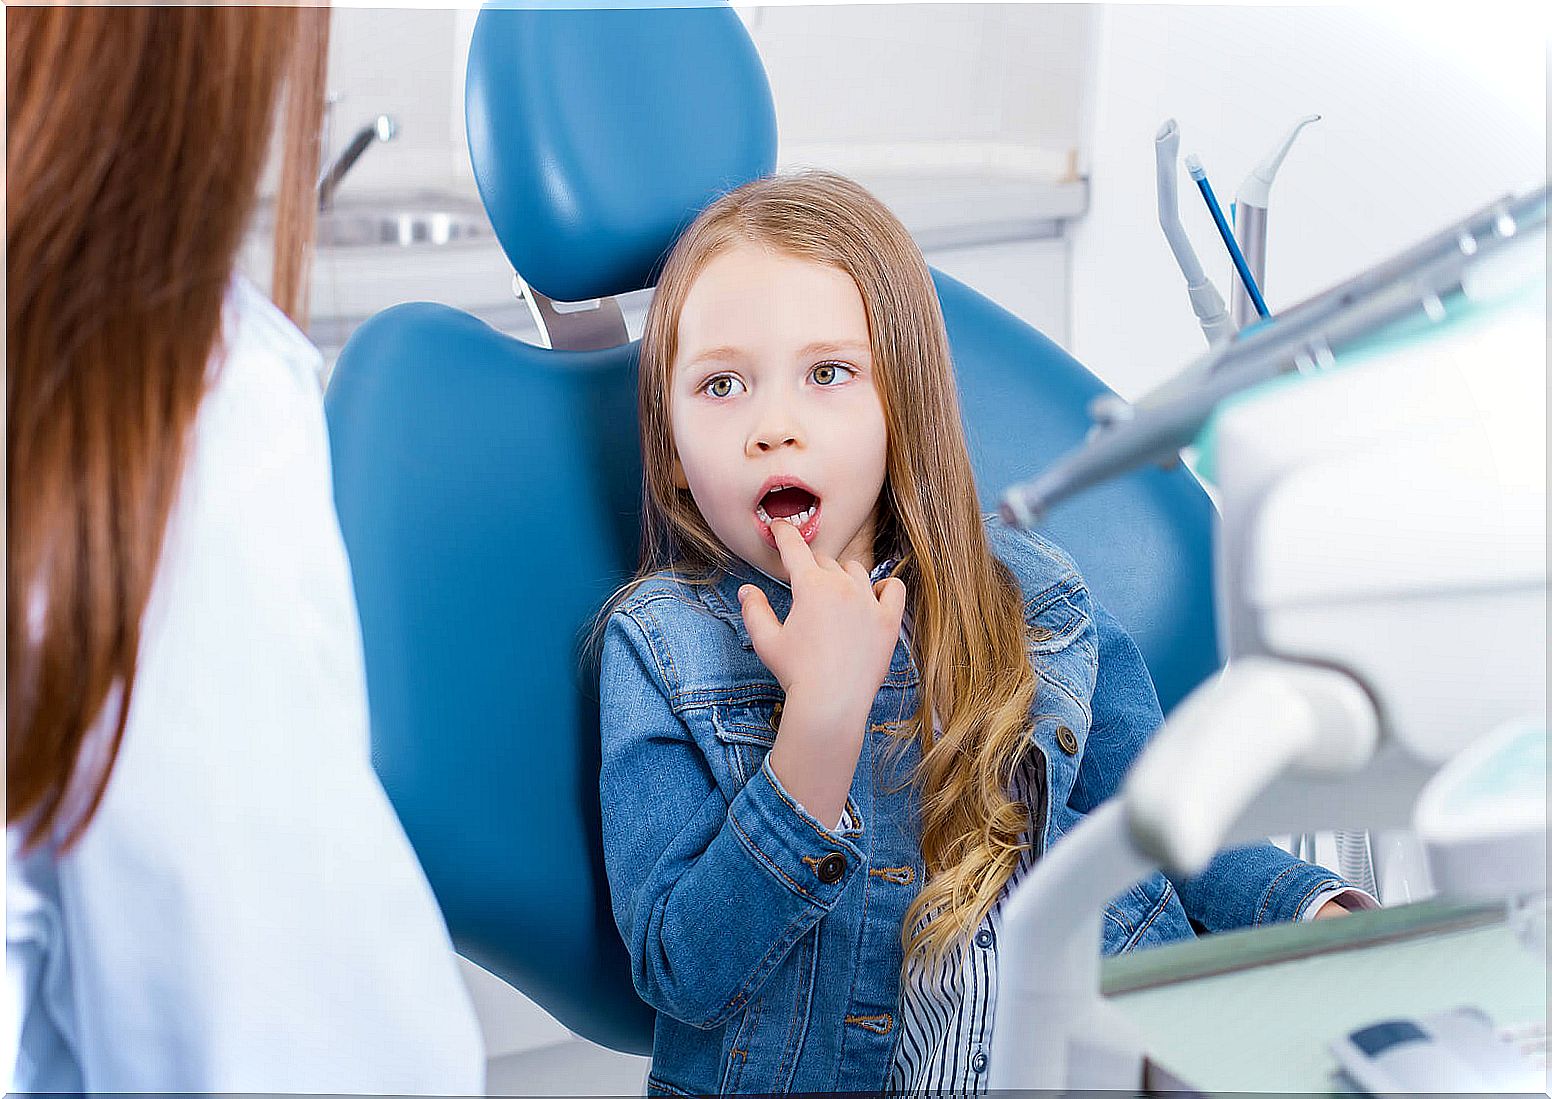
884, 757, 1042, 1095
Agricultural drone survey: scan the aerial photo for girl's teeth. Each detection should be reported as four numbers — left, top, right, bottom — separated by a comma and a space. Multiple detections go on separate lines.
757, 504, 817, 527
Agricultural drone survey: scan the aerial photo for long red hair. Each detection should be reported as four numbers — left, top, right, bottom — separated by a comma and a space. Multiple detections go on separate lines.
7, 7, 329, 850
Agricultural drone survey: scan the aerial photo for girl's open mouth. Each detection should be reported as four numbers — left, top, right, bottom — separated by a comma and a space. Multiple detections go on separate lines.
754, 483, 821, 547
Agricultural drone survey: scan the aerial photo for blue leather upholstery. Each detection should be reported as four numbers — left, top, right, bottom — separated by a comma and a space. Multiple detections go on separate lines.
466, 4, 776, 302
328, 311, 652, 1052
326, 1, 1217, 1059
936, 272, 1218, 711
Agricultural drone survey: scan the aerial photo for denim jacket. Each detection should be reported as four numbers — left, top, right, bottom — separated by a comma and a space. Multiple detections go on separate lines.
599, 520, 1351, 1096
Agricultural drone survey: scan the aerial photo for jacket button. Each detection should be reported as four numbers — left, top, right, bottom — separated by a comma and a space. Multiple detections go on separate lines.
971, 1050, 989, 1074
769, 701, 783, 731
1055, 724, 1079, 755
815, 852, 847, 884
974, 928, 993, 949
1030, 625, 1054, 642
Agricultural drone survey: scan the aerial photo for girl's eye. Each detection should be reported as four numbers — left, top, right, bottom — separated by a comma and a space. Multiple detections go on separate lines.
810, 362, 855, 386
702, 374, 745, 398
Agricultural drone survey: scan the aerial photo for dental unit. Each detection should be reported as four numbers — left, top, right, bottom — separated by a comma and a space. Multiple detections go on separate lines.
991, 182, 1548, 1092
1000, 185, 1548, 528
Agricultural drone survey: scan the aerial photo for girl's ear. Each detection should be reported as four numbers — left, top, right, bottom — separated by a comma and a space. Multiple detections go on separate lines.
670, 454, 690, 490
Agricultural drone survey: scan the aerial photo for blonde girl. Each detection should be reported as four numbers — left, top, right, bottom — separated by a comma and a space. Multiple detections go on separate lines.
599, 170, 1364, 1096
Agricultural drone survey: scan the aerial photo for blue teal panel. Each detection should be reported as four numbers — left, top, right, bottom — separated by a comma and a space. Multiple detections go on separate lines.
325, 304, 654, 1054
466, 4, 777, 303
935, 270, 1221, 713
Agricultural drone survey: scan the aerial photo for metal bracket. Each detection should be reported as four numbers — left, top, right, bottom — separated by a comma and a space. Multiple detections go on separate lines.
512, 272, 629, 351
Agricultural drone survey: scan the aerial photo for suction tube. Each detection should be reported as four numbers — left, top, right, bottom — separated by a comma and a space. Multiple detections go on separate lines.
1156, 119, 1234, 346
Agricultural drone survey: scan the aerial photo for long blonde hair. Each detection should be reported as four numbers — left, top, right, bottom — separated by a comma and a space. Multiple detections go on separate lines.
632, 171, 1040, 968
7, 7, 329, 851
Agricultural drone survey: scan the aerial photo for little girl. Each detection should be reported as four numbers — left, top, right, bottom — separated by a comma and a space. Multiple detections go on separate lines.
598, 170, 1369, 1097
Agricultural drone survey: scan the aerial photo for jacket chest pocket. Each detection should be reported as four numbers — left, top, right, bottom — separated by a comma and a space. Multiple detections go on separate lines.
711, 700, 783, 786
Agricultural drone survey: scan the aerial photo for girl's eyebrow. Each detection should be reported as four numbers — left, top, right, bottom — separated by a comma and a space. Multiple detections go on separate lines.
679, 339, 869, 369
681, 345, 746, 367
800, 339, 870, 359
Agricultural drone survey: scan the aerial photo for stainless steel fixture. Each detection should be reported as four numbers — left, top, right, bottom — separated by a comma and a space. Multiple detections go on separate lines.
317, 114, 398, 212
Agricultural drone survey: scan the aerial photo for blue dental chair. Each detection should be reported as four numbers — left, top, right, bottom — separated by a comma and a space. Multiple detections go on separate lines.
325, 4, 1218, 1058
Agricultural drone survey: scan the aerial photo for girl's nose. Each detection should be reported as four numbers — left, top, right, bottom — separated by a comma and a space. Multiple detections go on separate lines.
747, 390, 805, 455
751, 431, 800, 453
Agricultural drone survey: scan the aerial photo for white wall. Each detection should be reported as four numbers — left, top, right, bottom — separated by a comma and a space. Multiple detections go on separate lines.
744, 4, 1090, 173
323, 8, 466, 197
313, 6, 1092, 200
1069, 4, 1548, 399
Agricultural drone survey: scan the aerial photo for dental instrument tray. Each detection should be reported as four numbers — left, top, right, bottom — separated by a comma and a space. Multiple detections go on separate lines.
1001, 183, 1548, 526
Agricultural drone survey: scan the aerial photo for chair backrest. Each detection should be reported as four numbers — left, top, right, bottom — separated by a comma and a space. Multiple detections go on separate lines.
326, 3, 1217, 1058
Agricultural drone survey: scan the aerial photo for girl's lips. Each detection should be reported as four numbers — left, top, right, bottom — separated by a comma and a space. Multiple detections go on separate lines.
754, 500, 821, 548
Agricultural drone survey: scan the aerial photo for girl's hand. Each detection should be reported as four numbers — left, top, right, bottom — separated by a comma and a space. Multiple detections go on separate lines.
738, 519, 907, 710
1312, 899, 1352, 920
737, 520, 906, 829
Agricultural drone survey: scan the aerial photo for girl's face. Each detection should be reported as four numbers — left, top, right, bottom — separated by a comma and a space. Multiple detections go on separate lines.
668, 242, 889, 582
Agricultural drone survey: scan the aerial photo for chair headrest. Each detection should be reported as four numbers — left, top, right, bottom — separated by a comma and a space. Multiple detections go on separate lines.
465, 3, 778, 303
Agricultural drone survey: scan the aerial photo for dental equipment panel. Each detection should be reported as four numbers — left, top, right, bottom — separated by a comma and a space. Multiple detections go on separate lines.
989, 184, 1548, 1092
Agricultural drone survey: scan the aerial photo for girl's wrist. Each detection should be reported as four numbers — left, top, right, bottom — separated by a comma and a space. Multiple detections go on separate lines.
777, 682, 874, 736
765, 688, 871, 829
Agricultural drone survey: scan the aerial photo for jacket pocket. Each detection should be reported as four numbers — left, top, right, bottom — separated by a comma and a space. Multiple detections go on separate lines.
711, 701, 781, 785
1024, 588, 1087, 655
710, 700, 863, 834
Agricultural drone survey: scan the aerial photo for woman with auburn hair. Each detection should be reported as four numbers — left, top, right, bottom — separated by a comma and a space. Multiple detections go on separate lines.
6, 8, 482, 1091
597, 171, 1371, 1095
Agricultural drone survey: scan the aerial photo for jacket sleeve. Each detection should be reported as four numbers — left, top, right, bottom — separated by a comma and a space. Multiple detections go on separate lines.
1067, 596, 1354, 931
599, 607, 863, 1029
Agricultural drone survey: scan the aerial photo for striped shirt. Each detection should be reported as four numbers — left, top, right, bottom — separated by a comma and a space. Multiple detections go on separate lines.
884, 756, 1042, 1095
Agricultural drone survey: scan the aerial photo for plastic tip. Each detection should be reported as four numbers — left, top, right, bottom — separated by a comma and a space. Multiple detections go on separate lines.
1155, 118, 1178, 143
1184, 153, 1205, 180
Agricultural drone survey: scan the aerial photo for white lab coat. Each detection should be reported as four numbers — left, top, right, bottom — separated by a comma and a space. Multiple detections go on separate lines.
4, 278, 486, 1093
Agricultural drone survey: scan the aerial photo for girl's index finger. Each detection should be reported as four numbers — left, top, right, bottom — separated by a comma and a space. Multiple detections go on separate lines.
770, 517, 818, 576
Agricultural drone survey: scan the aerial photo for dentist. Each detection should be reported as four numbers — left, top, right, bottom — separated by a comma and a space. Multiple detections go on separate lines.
6, 8, 483, 1092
